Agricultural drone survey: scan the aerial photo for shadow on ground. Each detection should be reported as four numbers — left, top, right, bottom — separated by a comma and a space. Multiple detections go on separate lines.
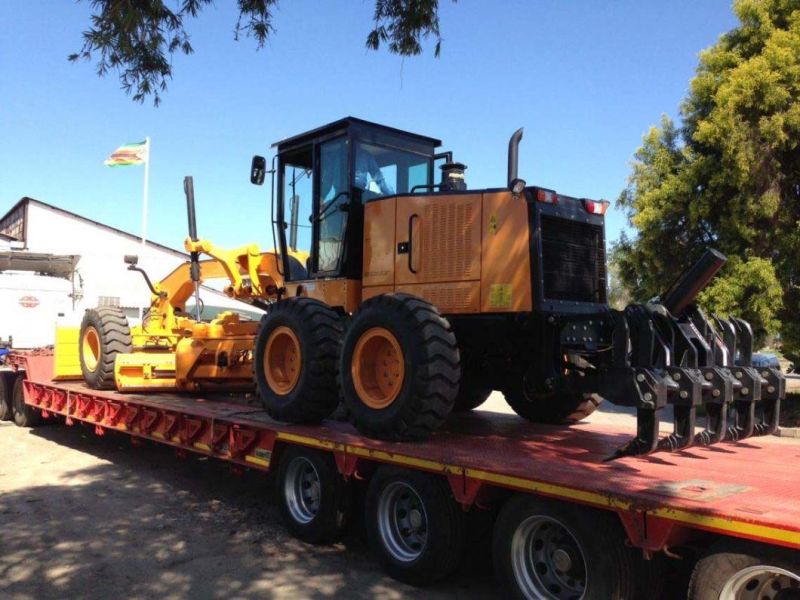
0, 421, 495, 599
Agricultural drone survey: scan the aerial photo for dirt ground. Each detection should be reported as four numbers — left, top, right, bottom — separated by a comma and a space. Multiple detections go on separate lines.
0, 413, 501, 600
2, 392, 798, 600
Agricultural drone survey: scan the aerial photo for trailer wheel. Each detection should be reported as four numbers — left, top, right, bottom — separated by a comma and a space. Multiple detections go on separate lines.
254, 298, 343, 423
79, 307, 133, 390
276, 446, 351, 544
688, 540, 800, 600
453, 385, 492, 412
493, 495, 639, 599
0, 372, 12, 421
341, 294, 460, 440
504, 384, 602, 425
365, 466, 465, 585
11, 374, 41, 428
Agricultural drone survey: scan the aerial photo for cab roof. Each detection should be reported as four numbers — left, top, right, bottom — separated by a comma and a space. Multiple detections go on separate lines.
271, 117, 442, 154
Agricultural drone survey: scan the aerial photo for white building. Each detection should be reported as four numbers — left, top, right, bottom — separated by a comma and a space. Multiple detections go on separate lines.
0, 197, 257, 348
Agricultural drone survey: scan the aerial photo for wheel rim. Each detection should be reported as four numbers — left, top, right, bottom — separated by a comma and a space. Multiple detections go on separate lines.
510, 515, 587, 600
264, 326, 302, 394
351, 327, 404, 409
720, 564, 800, 599
283, 456, 321, 525
377, 481, 428, 563
82, 326, 101, 372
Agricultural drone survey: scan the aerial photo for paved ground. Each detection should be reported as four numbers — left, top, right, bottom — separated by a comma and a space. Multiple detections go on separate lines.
2, 391, 797, 599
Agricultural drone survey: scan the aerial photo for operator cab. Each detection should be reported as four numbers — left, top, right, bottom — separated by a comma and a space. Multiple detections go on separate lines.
253, 117, 441, 281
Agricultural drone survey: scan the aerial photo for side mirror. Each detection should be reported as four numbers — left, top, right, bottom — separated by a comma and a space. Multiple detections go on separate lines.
124, 255, 139, 266
250, 155, 267, 185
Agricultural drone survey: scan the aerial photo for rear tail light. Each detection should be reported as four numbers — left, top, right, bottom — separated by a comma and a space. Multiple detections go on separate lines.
536, 189, 559, 204
583, 199, 609, 215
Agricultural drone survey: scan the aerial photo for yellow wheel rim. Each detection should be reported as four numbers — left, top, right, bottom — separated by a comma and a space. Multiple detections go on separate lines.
352, 327, 405, 409
82, 326, 101, 372
264, 326, 302, 394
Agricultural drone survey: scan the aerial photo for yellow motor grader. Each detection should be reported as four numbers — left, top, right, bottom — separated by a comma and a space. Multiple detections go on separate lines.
73, 177, 304, 393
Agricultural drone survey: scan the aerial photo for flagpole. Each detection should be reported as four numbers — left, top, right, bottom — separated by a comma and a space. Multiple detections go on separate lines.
141, 136, 150, 249
140, 136, 150, 322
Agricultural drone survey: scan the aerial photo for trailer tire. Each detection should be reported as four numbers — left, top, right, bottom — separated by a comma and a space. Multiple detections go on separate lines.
276, 446, 351, 544
255, 298, 343, 423
0, 372, 12, 421
503, 385, 602, 424
493, 495, 640, 599
688, 540, 800, 600
365, 467, 465, 585
341, 294, 460, 440
11, 374, 41, 428
452, 384, 491, 412
79, 307, 133, 390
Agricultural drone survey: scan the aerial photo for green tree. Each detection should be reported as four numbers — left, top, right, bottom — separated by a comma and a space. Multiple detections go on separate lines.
616, 0, 800, 360
71, 0, 451, 105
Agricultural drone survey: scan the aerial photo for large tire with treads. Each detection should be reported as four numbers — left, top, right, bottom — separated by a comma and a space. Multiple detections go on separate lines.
254, 297, 342, 423
340, 293, 460, 441
79, 307, 133, 390
503, 381, 601, 424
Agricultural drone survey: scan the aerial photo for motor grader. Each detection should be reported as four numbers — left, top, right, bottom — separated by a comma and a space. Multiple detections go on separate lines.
246, 117, 785, 458
75, 177, 306, 393
73, 117, 785, 459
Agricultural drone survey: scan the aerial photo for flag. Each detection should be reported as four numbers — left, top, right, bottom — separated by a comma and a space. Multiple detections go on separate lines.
104, 140, 148, 167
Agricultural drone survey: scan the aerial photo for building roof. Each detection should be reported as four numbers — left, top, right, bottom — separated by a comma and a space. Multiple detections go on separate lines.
0, 197, 187, 257
271, 116, 442, 153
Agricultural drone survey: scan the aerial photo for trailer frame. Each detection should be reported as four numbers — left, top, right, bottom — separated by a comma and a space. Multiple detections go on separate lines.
3, 351, 799, 597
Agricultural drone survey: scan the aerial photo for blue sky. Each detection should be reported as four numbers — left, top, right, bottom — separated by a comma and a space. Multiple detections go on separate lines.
0, 1, 738, 250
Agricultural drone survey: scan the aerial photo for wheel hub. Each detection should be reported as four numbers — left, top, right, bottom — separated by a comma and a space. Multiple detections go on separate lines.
264, 326, 302, 394
721, 565, 800, 600
352, 327, 405, 409
511, 515, 587, 599
377, 481, 428, 562
82, 326, 101, 372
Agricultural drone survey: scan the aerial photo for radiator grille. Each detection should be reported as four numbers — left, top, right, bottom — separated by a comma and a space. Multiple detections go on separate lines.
540, 215, 607, 303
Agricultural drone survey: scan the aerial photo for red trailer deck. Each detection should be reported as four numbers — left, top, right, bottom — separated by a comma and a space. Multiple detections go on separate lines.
3, 351, 799, 598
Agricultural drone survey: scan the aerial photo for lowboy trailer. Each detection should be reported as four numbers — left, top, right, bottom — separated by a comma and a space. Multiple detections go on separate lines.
2, 351, 799, 599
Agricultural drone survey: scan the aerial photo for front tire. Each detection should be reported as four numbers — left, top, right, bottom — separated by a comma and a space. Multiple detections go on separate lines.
340, 294, 460, 440
254, 297, 342, 423
276, 446, 351, 544
79, 307, 132, 390
365, 467, 465, 585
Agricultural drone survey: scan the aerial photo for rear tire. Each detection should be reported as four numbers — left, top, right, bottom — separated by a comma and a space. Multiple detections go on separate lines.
79, 307, 132, 390
453, 384, 491, 412
276, 446, 351, 544
0, 372, 12, 421
254, 297, 342, 423
11, 374, 41, 428
365, 467, 465, 585
504, 382, 602, 424
688, 540, 800, 600
340, 294, 460, 440
493, 495, 641, 599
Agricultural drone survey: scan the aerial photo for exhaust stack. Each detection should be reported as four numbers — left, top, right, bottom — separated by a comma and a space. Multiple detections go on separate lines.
507, 128, 524, 187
